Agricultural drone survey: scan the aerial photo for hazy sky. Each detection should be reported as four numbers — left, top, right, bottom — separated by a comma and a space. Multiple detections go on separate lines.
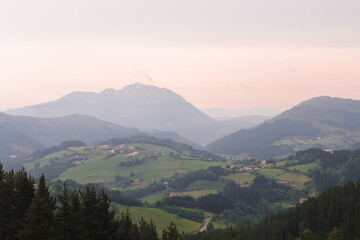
1, 0, 360, 111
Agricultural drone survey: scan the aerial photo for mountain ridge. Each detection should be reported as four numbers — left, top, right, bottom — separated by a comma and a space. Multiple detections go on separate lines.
5, 83, 260, 145
207, 96, 360, 159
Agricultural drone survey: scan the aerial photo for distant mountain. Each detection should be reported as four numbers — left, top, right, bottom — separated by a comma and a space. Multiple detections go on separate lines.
0, 125, 43, 157
202, 108, 281, 119
207, 96, 360, 159
6, 84, 255, 145
0, 113, 139, 157
143, 130, 204, 150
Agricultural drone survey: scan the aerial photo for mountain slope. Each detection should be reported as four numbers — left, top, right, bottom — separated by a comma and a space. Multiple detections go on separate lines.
207, 96, 360, 159
0, 113, 139, 156
6, 84, 252, 145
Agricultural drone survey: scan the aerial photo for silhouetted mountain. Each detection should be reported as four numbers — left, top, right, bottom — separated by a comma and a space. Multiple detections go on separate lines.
0, 125, 43, 157
144, 130, 204, 150
6, 84, 254, 145
0, 113, 139, 157
202, 108, 281, 119
207, 96, 360, 159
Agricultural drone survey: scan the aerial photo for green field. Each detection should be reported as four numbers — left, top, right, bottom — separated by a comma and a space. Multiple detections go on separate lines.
259, 168, 310, 190
259, 169, 286, 178
185, 180, 223, 191
53, 144, 227, 189
182, 190, 218, 198
23, 150, 75, 169
274, 161, 290, 167
141, 193, 168, 204
275, 172, 311, 190
225, 173, 255, 187
287, 162, 320, 173
111, 203, 201, 234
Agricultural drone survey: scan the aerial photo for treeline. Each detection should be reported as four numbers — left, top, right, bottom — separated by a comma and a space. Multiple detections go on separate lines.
160, 206, 204, 223
102, 136, 222, 161
0, 164, 182, 240
168, 166, 226, 191
50, 179, 142, 206
158, 175, 302, 222
125, 181, 167, 199
119, 157, 147, 167
31, 140, 85, 159
291, 148, 360, 191
27, 141, 87, 181
186, 180, 360, 240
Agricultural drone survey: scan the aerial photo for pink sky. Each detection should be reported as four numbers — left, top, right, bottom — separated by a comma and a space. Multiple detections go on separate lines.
1, 1, 359, 112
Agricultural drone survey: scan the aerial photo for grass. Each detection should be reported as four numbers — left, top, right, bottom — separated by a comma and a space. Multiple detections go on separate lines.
185, 180, 223, 191
274, 161, 289, 167
182, 190, 218, 198
273, 202, 295, 209
275, 172, 311, 190
259, 169, 286, 178
141, 193, 167, 204
259, 169, 310, 190
288, 162, 320, 173
23, 150, 75, 170
225, 173, 255, 187
56, 144, 228, 189
111, 203, 201, 234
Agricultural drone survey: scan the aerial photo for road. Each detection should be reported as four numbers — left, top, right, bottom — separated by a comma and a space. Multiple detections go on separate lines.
195, 217, 212, 233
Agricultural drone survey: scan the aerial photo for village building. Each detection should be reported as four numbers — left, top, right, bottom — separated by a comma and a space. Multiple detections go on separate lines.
170, 192, 182, 197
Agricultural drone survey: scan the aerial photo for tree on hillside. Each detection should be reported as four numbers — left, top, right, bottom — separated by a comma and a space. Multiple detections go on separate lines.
139, 217, 158, 240
17, 174, 56, 240
162, 221, 181, 240
0, 166, 35, 240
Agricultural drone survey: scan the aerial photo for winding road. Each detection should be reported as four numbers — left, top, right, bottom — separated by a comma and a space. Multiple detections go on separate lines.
195, 217, 212, 233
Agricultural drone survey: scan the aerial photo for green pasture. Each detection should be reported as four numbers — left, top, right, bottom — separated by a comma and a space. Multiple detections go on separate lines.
182, 190, 218, 198
111, 203, 201, 234
288, 162, 320, 173
225, 173, 255, 187
56, 144, 228, 189
259, 169, 286, 178
23, 150, 75, 170
185, 180, 223, 191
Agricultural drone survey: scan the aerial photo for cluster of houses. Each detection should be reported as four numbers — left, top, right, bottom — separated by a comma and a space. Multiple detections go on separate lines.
240, 165, 261, 172
95, 144, 139, 156
170, 192, 182, 197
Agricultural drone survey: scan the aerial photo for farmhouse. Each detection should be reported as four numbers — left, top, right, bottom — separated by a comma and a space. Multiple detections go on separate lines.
170, 192, 182, 197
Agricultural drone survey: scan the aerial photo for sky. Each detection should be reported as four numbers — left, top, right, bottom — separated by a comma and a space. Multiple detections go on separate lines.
1, 0, 360, 112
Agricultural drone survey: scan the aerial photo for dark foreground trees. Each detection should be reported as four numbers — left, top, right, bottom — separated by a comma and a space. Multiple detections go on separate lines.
0, 163, 164, 240
185, 180, 360, 240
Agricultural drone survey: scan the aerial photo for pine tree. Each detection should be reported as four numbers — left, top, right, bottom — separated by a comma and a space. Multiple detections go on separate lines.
56, 183, 72, 240
12, 169, 35, 235
0, 163, 8, 239
17, 174, 56, 240
68, 190, 83, 240
162, 222, 180, 240
79, 187, 100, 240
139, 218, 158, 240
117, 208, 138, 240
97, 191, 117, 239
0, 167, 34, 240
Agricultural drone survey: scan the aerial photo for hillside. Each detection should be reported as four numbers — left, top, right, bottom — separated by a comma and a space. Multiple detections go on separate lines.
23, 136, 226, 189
0, 113, 139, 158
187, 179, 360, 240
207, 96, 360, 159
6, 84, 261, 145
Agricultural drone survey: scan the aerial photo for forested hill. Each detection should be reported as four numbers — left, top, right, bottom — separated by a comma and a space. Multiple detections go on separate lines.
186, 180, 360, 240
207, 96, 360, 159
0, 165, 174, 240
0, 112, 139, 159
101, 136, 221, 160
